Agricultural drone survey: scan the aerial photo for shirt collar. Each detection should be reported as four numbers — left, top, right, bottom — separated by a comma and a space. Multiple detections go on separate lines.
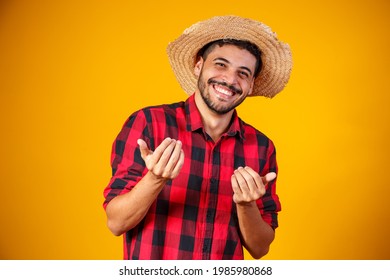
184, 94, 245, 140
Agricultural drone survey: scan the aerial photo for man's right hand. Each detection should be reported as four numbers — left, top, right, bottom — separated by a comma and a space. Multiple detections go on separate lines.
137, 138, 185, 180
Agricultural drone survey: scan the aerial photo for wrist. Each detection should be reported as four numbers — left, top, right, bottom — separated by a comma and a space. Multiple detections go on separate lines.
235, 200, 257, 209
145, 170, 169, 186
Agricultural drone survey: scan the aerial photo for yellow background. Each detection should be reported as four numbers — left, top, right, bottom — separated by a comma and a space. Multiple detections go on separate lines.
1, 0, 389, 260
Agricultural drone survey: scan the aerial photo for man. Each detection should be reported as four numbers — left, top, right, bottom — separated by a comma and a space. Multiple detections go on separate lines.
103, 15, 292, 260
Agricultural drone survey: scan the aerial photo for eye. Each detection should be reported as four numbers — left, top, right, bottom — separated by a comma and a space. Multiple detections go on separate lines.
215, 62, 226, 68
238, 71, 249, 78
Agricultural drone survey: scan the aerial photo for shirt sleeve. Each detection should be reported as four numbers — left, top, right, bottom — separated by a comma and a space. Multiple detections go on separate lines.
257, 139, 282, 229
102, 109, 150, 209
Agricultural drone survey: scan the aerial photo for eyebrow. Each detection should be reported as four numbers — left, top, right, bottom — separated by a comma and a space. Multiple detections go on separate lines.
213, 57, 253, 76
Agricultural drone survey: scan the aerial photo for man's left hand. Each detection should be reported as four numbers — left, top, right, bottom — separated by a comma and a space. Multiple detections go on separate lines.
231, 167, 276, 204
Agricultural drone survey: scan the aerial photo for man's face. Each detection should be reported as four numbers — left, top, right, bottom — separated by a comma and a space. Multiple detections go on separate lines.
194, 44, 256, 115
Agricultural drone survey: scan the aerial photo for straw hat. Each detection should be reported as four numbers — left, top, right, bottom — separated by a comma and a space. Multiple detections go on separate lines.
166, 15, 292, 98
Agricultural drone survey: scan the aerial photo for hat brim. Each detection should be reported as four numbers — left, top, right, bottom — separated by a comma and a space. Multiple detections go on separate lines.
166, 15, 293, 98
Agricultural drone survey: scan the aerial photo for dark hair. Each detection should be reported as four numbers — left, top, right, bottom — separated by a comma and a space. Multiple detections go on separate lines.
196, 39, 263, 77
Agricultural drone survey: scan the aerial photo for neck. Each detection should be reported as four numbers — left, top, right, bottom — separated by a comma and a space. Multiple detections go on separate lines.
194, 92, 234, 142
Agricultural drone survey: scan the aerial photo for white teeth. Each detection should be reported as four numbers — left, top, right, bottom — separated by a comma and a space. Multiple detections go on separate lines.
214, 85, 233, 96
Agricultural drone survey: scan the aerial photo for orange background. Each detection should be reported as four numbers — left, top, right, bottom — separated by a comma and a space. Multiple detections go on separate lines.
0, 0, 389, 259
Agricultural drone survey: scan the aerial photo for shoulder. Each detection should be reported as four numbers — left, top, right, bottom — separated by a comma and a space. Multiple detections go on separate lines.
124, 100, 185, 123
136, 100, 185, 118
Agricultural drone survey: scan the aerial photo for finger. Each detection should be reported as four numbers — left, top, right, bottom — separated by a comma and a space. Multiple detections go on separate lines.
231, 174, 242, 203
238, 167, 265, 200
243, 166, 263, 189
231, 174, 238, 191
171, 148, 185, 178
138, 138, 173, 169
231, 174, 242, 195
153, 138, 173, 156
164, 140, 183, 175
137, 138, 174, 159
261, 172, 277, 185
233, 167, 250, 192
137, 139, 152, 160
146, 138, 173, 166
155, 139, 177, 168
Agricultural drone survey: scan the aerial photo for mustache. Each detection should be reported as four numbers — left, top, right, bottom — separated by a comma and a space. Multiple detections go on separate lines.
207, 79, 242, 95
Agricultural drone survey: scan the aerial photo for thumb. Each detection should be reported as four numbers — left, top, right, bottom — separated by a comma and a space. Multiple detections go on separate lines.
137, 139, 152, 159
261, 172, 277, 185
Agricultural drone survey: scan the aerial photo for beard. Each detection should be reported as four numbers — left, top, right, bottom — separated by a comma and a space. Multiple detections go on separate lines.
197, 76, 245, 115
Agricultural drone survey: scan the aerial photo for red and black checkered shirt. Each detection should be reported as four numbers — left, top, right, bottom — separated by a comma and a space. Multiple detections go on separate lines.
103, 95, 281, 260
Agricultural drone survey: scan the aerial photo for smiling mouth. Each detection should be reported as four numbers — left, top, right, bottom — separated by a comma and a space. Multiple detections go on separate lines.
213, 84, 234, 98
208, 79, 242, 99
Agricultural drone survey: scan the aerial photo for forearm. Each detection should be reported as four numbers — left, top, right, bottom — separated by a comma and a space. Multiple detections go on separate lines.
236, 202, 275, 259
105, 138, 184, 236
105, 171, 167, 236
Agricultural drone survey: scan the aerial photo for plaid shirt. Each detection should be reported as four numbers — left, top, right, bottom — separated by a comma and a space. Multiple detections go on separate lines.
103, 95, 281, 260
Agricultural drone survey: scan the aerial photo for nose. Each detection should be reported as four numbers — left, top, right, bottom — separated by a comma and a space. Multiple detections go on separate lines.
222, 68, 239, 86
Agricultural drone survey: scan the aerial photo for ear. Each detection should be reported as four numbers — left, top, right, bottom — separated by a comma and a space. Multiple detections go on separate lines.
194, 57, 204, 77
